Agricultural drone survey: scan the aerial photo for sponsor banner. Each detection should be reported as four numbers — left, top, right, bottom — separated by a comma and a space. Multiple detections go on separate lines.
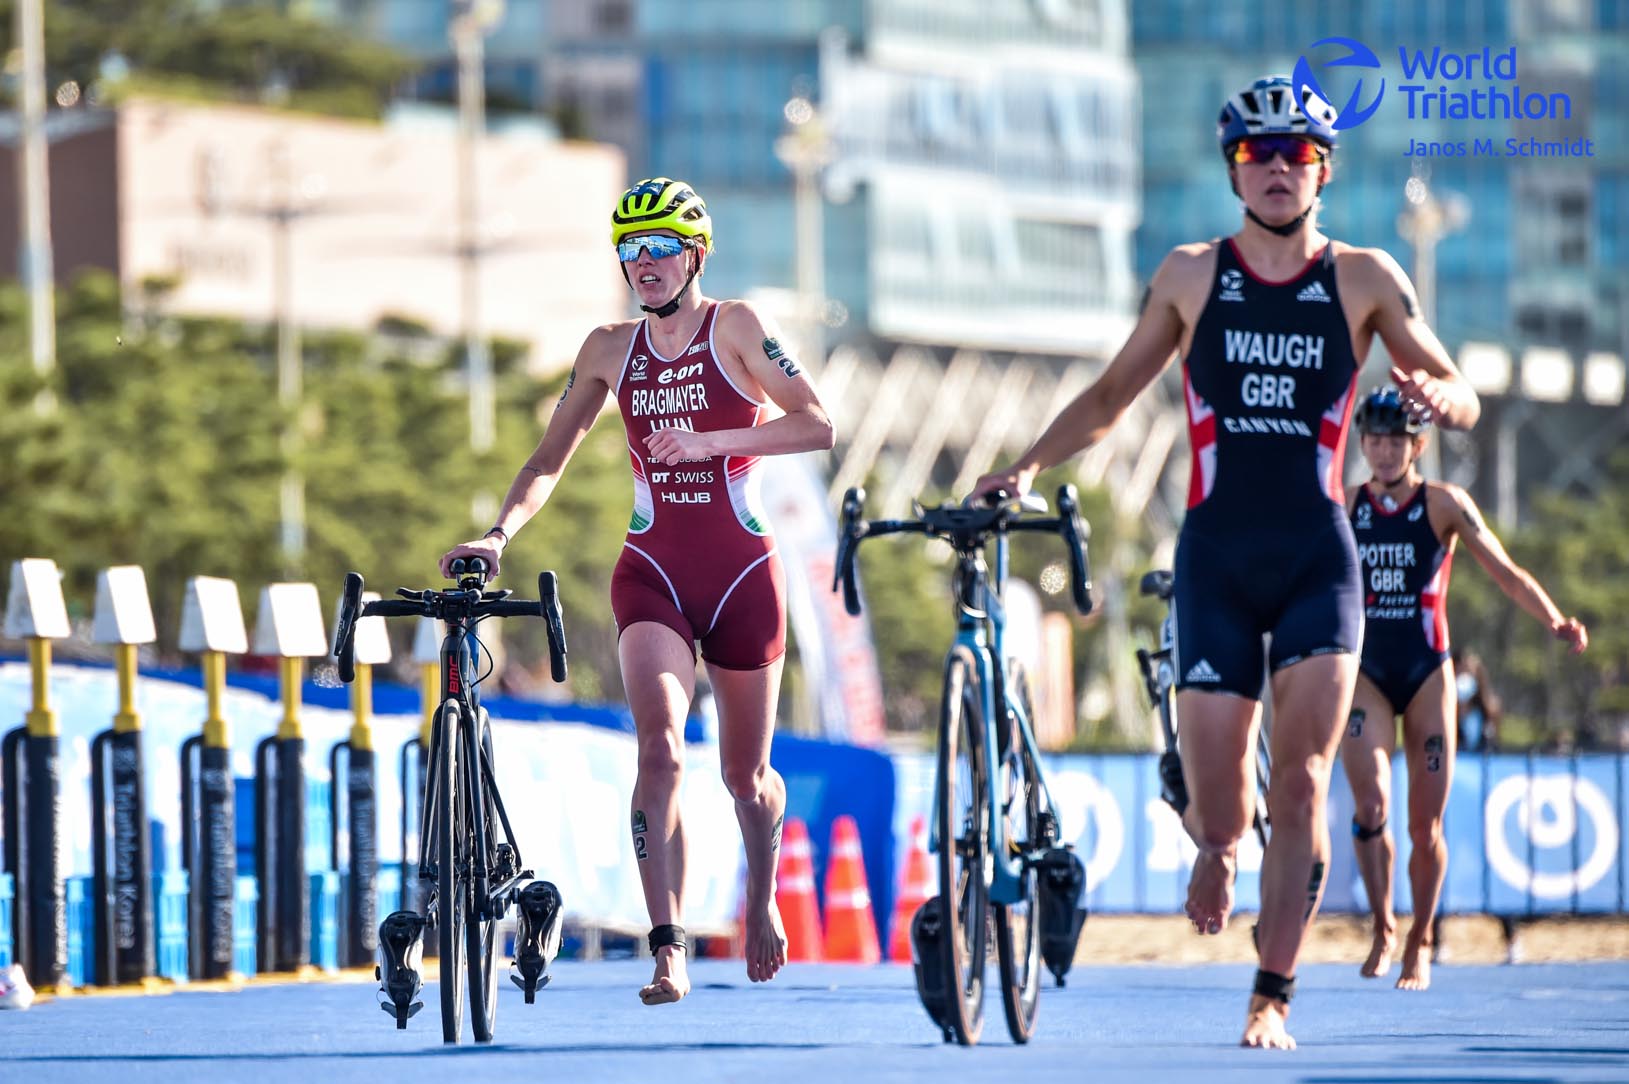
894, 751, 1627, 916
758, 454, 886, 746
0, 663, 745, 933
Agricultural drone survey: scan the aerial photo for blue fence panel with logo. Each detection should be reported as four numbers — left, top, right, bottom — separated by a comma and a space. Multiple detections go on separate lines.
894, 752, 1629, 917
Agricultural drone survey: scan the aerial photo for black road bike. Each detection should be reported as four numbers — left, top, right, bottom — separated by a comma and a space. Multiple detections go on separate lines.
1135, 568, 1270, 848
333, 557, 568, 1044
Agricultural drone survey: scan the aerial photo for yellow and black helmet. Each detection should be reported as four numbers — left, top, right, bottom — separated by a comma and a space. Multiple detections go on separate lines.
610, 177, 713, 251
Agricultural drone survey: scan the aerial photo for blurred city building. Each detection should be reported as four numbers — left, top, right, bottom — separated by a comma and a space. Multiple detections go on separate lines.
1130, 1, 1629, 522
0, 97, 625, 371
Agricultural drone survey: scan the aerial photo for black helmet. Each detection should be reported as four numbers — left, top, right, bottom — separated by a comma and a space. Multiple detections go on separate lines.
1354, 386, 1426, 435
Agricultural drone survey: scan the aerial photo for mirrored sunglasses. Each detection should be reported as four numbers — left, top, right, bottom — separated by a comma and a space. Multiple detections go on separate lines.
616, 235, 691, 262
1228, 135, 1327, 166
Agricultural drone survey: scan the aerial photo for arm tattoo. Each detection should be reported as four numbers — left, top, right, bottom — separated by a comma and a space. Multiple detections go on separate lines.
1138, 286, 1151, 315
555, 366, 577, 407
763, 336, 802, 378
521, 465, 545, 478
1400, 289, 1420, 320
1460, 496, 1486, 536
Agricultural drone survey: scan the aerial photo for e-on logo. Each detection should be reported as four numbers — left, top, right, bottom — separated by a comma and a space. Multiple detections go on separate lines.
1293, 36, 1387, 131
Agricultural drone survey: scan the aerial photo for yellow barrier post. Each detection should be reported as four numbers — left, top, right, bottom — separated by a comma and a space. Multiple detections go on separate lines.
3, 558, 72, 992
178, 575, 248, 981
88, 566, 159, 987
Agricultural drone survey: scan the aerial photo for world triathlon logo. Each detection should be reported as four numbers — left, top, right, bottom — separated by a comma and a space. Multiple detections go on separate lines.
1292, 35, 1589, 159
1292, 36, 1386, 131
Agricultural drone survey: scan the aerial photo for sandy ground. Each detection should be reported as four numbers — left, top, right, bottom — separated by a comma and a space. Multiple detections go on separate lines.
1075, 912, 1629, 965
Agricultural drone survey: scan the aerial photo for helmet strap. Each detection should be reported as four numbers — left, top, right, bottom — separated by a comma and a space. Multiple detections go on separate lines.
621, 244, 702, 319
1246, 203, 1313, 237
640, 265, 699, 318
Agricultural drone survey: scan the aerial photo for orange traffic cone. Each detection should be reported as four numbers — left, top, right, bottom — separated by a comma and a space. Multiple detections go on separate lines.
887, 814, 933, 962
822, 815, 881, 964
775, 817, 823, 961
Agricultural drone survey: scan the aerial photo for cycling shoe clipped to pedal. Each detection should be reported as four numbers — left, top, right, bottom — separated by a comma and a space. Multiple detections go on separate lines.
376, 910, 426, 1028
909, 896, 952, 1037
510, 880, 563, 1003
1035, 848, 1088, 987
1158, 750, 1190, 817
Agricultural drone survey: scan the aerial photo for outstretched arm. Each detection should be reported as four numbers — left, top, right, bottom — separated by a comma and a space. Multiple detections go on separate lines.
643, 303, 834, 465
1447, 485, 1588, 653
439, 328, 618, 577
1365, 248, 1480, 430
971, 250, 1190, 500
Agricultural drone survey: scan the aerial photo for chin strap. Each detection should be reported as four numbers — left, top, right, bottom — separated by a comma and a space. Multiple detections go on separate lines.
622, 244, 702, 319
1246, 204, 1314, 237
639, 267, 699, 318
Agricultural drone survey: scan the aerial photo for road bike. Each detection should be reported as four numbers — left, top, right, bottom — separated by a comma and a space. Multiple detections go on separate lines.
332, 556, 568, 1044
835, 486, 1092, 1046
1134, 568, 1270, 849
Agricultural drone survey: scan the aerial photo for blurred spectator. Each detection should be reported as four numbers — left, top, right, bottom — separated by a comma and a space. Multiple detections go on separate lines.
1451, 648, 1501, 752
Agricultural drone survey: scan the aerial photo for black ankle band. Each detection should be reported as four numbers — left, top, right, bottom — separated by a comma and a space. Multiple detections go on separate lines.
649, 924, 687, 954
1352, 815, 1387, 842
1253, 968, 1295, 1003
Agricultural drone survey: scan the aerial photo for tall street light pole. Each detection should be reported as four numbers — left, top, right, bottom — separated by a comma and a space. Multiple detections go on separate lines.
775, 95, 832, 375
1396, 168, 1468, 480
15, 0, 56, 406
452, 1, 503, 456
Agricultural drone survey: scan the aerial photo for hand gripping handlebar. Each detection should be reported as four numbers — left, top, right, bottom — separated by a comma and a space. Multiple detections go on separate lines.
331, 557, 569, 684
832, 484, 1094, 618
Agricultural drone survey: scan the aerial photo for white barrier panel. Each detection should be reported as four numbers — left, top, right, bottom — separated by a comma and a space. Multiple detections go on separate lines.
0, 663, 745, 933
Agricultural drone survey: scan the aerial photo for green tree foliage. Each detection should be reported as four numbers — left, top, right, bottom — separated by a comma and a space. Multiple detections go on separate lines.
0, 271, 634, 702
1446, 452, 1629, 750
0, 1, 412, 117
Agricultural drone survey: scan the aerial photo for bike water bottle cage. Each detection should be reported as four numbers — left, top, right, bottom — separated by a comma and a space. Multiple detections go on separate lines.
649, 924, 687, 954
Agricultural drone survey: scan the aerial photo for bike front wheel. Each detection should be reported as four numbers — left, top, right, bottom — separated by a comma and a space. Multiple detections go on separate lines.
466, 715, 498, 1042
995, 662, 1043, 1044
936, 647, 989, 1046
434, 702, 467, 1043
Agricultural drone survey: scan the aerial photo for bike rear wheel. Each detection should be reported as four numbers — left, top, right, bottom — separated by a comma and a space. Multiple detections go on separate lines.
435, 703, 467, 1043
995, 662, 1043, 1044
465, 715, 498, 1042
936, 648, 989, 1046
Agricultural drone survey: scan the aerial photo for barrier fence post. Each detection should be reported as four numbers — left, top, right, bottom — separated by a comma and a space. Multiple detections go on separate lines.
3, 558, 71, 991
251, 583, 327, 973
331, 591, 389, 968
88, 566, 159, 986
403, 616, 441, 951
179, 576, 247, 979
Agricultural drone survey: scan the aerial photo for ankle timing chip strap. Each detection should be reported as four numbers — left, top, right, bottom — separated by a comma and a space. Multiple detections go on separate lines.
649, 924, 687, 955
1253, 969, 1296, 1004
1352, 816, 1387, 842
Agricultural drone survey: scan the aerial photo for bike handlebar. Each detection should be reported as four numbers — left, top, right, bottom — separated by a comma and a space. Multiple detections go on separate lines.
832, 484, 1094, 618
331, 563, 569, 685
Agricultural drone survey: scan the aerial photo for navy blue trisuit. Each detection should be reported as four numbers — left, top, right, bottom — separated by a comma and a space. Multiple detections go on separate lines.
1349, 482, 1453, 713
1172, 239, 1364, 699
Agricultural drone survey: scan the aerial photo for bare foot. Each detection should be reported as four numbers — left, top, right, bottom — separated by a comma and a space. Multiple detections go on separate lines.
1185, 850, 1237, 935
1360, 923, 1396, 978
1396, 934, 1432, 990
1240, 994, 1295, 1049
743, 895, 788, 983
638, 945, 690, 1005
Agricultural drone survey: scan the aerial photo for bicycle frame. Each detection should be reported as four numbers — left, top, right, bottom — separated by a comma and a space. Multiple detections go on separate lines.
421, 619, 529, 922
932, 532, 1062, 908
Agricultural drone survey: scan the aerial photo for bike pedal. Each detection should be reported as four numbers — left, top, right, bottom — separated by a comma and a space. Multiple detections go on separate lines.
510, 880, 563, 1004
378, 997, 424, 1029
909, 896, 951, 1030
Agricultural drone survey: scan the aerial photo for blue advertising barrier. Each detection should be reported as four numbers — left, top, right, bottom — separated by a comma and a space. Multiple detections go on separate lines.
772, 733, 897, 941
894, 751, 1629, 919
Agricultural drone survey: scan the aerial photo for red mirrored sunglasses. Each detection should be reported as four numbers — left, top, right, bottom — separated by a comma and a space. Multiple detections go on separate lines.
1228, 135, 1328, 165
